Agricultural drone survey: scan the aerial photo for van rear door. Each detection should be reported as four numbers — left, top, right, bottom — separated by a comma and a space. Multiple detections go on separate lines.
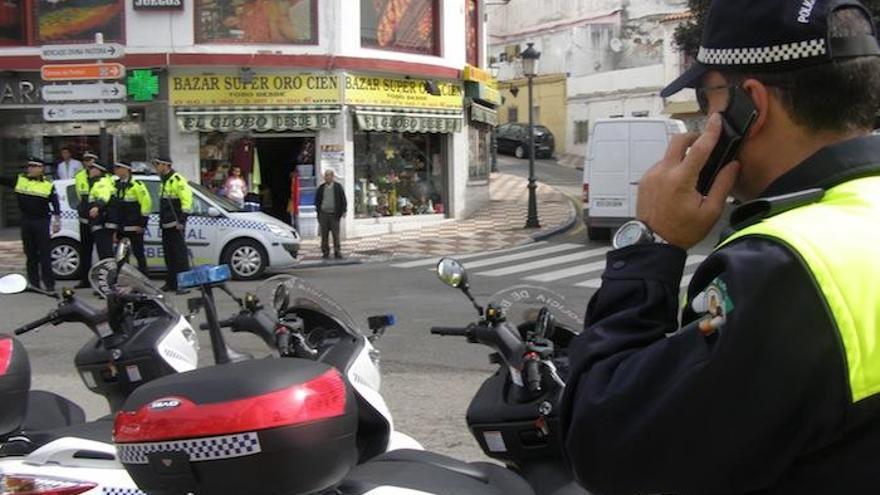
628, 121, 669, 217
588, 121, 630, 220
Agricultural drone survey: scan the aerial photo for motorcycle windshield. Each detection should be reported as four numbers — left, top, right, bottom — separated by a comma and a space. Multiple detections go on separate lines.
88, 260, 163, 298
488, 285, 584, 335
256, 275, 363, 337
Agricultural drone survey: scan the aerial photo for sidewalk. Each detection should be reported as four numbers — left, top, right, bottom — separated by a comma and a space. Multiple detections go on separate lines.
0, 173, 576, 272
298, 172, 575, 263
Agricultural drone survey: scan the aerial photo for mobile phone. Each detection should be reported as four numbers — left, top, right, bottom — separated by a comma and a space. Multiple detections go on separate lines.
696, 86, 758, 196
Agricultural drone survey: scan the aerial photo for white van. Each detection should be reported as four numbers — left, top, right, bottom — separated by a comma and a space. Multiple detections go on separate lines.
583, 117, 687, 240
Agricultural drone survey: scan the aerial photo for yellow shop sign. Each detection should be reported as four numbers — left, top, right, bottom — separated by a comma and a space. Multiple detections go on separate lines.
170, 73, 342, 106
344, 74, 463, 110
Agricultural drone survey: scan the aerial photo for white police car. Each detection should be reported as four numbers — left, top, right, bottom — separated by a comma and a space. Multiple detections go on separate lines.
51, 175, 300, 280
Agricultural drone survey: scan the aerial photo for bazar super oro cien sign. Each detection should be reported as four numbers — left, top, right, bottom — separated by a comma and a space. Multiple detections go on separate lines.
170, 73, 342, 106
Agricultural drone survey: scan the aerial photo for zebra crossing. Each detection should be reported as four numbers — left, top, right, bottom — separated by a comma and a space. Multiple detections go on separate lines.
391, 241, 709, 289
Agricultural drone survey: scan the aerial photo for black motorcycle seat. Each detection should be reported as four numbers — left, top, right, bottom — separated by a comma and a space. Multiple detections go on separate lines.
2, 415, 114, 457
21, 390, 86, 432
340, 449, 536, 495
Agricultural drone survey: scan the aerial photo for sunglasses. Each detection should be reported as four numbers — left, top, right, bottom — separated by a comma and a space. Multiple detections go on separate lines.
695, 84, 735, 114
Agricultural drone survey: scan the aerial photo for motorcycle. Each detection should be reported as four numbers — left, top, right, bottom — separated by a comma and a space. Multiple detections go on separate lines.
110, 258, 588, 495
0, 240, 199, 495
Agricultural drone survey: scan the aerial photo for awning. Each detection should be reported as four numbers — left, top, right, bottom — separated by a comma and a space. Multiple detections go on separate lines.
175, 105, 341, 132
469, 102, 498, 126
662, 100, 700, 116
353, 106, 462, 134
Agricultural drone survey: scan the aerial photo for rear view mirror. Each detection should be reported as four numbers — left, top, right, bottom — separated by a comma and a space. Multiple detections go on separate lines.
115, 237, 131, 264
436, 258, 467, 289
207, 207, 222, 217
0, 274, 28, 295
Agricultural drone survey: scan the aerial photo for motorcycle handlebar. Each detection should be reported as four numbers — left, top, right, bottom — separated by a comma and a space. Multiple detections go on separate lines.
14, 313, 58, 335
430, 326, 470, 337
524, 357, 542, 394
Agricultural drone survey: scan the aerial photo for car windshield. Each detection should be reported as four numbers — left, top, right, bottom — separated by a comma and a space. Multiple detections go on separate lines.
190, 182, 243, 212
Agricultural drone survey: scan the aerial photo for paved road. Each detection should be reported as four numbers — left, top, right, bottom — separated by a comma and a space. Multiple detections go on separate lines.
5, 159, 732, 463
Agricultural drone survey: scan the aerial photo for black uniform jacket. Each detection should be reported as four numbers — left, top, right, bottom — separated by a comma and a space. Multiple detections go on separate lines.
560, 136, 880, 495
0, 175, 61, 220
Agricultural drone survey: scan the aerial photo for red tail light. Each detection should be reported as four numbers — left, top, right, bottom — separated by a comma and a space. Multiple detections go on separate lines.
583, 183, 590, 204
0, 338, 13, 376
0, 474, 97, 495
115, 368, 347, 443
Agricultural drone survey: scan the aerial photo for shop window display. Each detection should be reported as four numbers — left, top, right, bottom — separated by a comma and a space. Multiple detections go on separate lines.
196, 0, 317, 44
35, 0, 124, 43
354, 132, 445, 218
361, 0, 438, 55
0, 0, 24, 45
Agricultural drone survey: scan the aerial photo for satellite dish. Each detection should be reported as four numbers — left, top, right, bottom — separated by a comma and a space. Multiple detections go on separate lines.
609, 38, 623, 53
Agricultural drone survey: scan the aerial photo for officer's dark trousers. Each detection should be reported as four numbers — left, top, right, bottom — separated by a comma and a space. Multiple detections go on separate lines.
21, 218, 53, 291
93, 229, 115, 260
78, 223, 93, 283
162, 227, 190, 289
120, 231, 148, 275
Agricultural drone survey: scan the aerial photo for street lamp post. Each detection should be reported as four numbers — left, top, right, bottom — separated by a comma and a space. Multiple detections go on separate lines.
521, 42, 541, 229
488, 63, 500, 173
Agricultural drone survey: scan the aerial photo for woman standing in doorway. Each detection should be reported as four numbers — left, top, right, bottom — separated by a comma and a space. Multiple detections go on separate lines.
224, 166, 248, 208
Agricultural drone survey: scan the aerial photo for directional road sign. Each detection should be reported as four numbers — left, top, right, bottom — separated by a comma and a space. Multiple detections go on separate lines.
41, 83, 127, 102
40, 43, 125, 61
41, 63, 126, 81
43, 103, 127, 122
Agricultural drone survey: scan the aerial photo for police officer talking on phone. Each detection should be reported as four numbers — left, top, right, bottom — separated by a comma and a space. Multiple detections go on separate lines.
561, 1, 880, 494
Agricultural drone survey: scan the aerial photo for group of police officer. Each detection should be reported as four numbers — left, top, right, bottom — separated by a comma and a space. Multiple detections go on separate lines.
1, 154, 193, 294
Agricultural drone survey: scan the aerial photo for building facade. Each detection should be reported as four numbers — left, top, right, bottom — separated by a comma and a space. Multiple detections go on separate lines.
0, 0, 499, 238
487, 0, 698, 163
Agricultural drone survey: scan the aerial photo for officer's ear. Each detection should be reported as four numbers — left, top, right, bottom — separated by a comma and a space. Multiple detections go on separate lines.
741, 78, 769, 139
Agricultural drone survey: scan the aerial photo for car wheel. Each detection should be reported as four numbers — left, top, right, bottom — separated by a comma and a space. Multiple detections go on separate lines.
587, 227, 611, 242
514, 145, 526, 159
222, 239, 267, 280
51, 238, 81, 280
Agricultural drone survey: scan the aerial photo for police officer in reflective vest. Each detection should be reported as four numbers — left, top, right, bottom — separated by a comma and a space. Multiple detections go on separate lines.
561, 1, 880, 493
153, 157, 192, 292
73, 151, 101, 288
107, 161, 152, 275
0, 158, 61, 292
87, 164, 117, 260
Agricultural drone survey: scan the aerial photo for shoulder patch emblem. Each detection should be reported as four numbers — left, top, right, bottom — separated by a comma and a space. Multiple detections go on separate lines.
691, 278, 734, 336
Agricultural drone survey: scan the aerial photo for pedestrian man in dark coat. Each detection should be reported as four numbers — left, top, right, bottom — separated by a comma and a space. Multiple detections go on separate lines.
314, 170, 346, 259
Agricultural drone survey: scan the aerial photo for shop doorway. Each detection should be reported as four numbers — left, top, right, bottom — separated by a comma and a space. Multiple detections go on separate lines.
254, 136, 315, 224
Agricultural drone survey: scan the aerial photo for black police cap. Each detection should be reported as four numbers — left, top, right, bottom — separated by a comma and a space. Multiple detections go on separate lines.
662, 0, 880, 97
27, 157, 46, 167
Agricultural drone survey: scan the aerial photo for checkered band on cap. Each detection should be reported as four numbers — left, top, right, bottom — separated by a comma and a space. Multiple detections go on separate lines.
698, 38, 827, 66
116, 431, 262, 465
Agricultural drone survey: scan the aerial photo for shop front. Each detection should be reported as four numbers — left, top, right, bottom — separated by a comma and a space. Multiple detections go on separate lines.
170, 70, 341, 235
344, 74, 463, 230
0, 71, 156, 228
463, 65, 500, 217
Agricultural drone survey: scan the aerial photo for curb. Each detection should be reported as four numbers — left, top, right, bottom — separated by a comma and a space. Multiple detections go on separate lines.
289, 258, 365, 269
531, 193, 579, 242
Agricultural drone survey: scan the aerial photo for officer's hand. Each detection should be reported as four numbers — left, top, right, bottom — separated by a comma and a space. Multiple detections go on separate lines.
176, 224, 184, 231
134, 226, 145, 234
51, 218, 60, 234
636, 113, 741, 250
89, 207, 99, 219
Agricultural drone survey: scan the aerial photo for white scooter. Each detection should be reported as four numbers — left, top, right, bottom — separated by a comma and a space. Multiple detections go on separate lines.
108, 260, 588, 495
0, 241, 200, 495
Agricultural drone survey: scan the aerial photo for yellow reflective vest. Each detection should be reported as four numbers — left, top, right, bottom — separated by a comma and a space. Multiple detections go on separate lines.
87, 175, 117, 231
720, 176, 880, 402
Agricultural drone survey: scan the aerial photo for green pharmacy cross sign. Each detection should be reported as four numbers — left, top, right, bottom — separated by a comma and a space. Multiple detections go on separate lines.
127, 70, 159, 102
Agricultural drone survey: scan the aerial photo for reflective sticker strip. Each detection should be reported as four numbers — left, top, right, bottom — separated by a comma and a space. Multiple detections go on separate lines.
60, 210, 78, 220
184, 215, 272, 232
116, 431, 261, 465
103, 487, 147, 495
